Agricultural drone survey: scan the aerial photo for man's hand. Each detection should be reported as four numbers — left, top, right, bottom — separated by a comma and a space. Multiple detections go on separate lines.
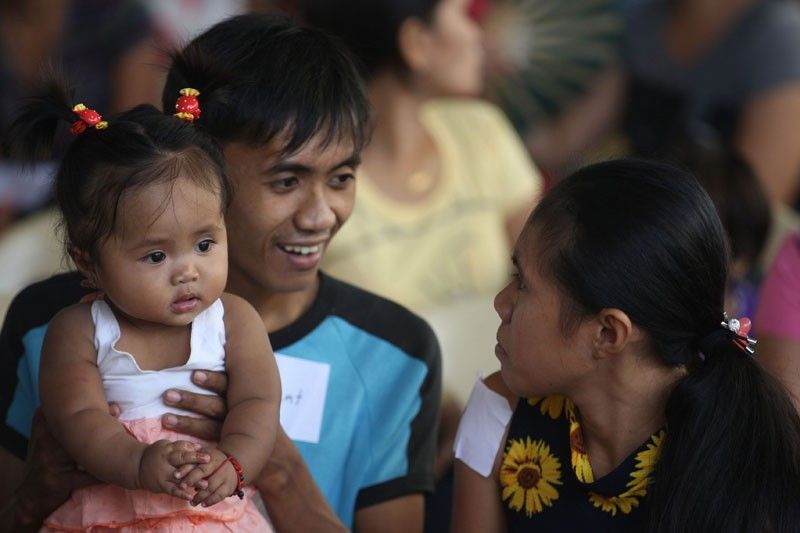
164, 369, 346, 532
161, 370, 228, 441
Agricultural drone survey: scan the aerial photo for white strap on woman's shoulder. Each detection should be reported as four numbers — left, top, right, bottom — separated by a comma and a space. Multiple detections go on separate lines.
453, 377, 513, 478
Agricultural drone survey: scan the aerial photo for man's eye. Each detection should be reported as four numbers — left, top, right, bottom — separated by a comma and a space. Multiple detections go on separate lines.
143, 251, 166, 264
273, 177, 299, 190
512, 272, 525, 289
196, 239, 213, 253
331, 173, 355, 187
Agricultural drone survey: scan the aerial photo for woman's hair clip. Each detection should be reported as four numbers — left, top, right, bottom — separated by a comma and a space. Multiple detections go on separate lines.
70, 103, 108, 135
721, 314, 758, 355
174, 88, 201, 122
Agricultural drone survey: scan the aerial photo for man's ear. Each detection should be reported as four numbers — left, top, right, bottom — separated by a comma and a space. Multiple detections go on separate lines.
397, 17, 434, 74
592, 308, 634, 359
69, 246, 99, 287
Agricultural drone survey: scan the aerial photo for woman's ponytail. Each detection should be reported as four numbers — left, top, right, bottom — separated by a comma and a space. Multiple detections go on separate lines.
647, 337, 800, 532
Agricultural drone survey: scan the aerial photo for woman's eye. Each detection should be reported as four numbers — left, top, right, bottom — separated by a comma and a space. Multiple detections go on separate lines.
143, 251, 166, 264
196, 239, 213, 253
512, 272, 525, 289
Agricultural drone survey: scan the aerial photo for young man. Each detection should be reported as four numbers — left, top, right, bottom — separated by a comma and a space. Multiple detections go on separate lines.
0, 14, 441, 532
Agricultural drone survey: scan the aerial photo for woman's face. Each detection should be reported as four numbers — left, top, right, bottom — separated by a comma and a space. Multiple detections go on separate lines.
418, 0, 484, 96
493, 225, 596, 398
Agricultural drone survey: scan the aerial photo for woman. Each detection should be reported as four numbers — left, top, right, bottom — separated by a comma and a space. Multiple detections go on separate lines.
303, 0, 542, 312
452, 159, 800, 532
756, 232, 800, 409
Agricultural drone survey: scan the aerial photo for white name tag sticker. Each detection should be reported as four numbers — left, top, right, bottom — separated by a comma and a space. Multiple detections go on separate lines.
275, 353, 330, 444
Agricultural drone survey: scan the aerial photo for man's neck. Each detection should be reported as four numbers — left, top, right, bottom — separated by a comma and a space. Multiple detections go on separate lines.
226, 272, 321, 333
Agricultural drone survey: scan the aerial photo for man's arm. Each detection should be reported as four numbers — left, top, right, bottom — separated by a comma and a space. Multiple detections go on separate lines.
0, 272, 95, 532
353, 495, 423, 533
255, 427, 348, 533
737, 84, 800, 205
162, 370, 347, 532
0, 411, 97, 533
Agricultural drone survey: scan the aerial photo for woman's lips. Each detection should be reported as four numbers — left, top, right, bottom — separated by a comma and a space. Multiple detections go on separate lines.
495, 342, 507, 361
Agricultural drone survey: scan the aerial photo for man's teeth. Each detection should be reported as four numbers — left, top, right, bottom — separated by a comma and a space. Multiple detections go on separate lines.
282, 244, 321, 255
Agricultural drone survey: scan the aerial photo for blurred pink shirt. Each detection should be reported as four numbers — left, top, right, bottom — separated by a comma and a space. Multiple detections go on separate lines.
756, 232, 800, 340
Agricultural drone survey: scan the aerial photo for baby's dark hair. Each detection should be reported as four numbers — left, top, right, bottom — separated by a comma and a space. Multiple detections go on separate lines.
6, 78, 230, 262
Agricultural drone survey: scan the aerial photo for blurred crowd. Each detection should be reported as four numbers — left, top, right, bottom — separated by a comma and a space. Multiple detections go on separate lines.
1, 0, 800, 530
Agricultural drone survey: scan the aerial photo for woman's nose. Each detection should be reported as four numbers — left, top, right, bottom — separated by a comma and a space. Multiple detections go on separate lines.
494, 282, 514, 323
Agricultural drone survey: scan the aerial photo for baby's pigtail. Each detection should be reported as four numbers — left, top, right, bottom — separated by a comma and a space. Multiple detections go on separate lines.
4, 74, 76, 161
164, 43, 238, 140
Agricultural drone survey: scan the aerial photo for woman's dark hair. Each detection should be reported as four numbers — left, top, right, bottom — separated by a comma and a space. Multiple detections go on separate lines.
299, 0, 439, 79
528, 158, 800, 532
163, 13, 371, 157
6, 78, 229, 262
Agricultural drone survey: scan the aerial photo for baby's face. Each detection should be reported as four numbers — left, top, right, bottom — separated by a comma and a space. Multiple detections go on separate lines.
93, 175, 228, 327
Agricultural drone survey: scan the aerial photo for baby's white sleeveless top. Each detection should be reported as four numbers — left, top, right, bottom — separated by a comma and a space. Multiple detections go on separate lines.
92, 299, 226, 421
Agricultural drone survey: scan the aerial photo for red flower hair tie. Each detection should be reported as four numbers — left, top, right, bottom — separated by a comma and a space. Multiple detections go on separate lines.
722, 315, 757, 355
174, 88, 201, 122
70, 103, 108, 135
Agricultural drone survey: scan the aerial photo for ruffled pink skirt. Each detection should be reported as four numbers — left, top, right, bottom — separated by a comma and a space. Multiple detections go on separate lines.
42, 418, 272, 532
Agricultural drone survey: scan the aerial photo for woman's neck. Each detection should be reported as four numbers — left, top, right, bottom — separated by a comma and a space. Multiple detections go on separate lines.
363, 71, 442, 201
569, 354, 683, 478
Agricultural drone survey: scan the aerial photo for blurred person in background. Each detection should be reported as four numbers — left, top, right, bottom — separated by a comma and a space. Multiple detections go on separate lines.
756, 232, 800, 409
299, 1, 543, 530
0, 0, 163, 211
0, 0, 164, 319
674, 145, 772, 321
480, 0, 624, 188
526, 0, 800, 210
302, 0, 542, 312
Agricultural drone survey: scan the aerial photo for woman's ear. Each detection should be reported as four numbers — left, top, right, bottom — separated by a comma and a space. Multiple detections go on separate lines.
397, 17, 434, 74
592, 308, 634, 359
69, 247, 99, 288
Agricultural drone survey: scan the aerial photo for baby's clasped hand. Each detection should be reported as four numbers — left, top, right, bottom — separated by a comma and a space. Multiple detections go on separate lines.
137, 439, 210, 501
175, 447, 245, 507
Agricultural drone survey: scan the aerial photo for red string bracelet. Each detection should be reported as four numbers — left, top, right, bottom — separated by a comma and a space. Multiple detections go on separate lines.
206, 452, 245, 499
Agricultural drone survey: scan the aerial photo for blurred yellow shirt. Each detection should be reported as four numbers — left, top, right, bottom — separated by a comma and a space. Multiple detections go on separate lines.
323, 98, 542, 311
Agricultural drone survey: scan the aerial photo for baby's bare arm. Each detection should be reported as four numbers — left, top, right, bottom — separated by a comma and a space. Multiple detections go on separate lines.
39, 305, 208, 497
181, 294, 280, 504
40, 305, 146, 488
218, 293, 281, 475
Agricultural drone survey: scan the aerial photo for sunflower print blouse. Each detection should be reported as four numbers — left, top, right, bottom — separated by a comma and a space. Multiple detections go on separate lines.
501, 395, 665, 532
